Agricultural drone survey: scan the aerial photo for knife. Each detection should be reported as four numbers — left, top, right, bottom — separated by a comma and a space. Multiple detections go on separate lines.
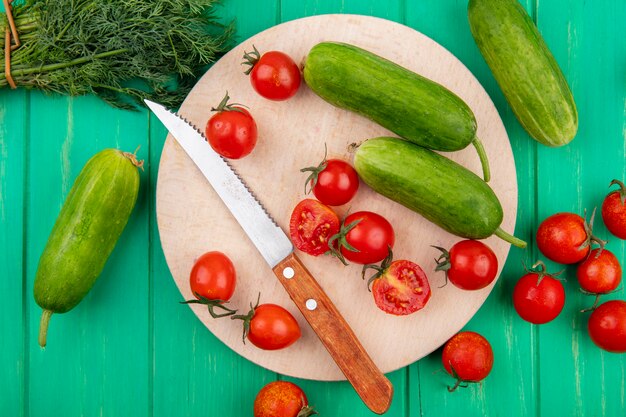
146, 100, 393, 414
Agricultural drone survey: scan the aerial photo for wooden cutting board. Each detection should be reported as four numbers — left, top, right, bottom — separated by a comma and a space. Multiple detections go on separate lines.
155, 14, 518, 381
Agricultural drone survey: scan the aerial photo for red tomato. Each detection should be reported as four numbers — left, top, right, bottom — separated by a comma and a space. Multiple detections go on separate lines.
587, 300, 626, 353
205, 93, 257, 159
367, 259, 431, 315
301, 157, 359, 206
254, 381, 315, 417
330, 211, 395, 265
577, 248, 622, 294
183, 251, 238, 318
245, 304, 301, 350
289, 199, 340, 256
512, 264, 565, 324
536, 212, 592, 264
189, 251, 236, 301
601, 180, 626, 239
434, 240, 498, 290
442, 331, 493, 391
243, 46, 301, 101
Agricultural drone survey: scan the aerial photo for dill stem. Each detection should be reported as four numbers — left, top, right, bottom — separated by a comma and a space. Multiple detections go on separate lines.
0, 49, 129, 86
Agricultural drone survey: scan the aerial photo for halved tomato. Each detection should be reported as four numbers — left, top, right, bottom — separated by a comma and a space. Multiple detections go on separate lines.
365, 256, 431, 316
289, 199, 340, 256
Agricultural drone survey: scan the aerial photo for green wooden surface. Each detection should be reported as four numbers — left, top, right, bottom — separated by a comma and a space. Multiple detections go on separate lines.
1, 0, 625, 416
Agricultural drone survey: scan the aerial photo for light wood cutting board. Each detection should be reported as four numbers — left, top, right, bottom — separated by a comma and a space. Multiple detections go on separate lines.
155, 14, 518, 381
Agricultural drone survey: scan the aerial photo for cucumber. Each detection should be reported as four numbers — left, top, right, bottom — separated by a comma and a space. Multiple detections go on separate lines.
468, 0, 578, 146
303, 41, 491, 181
353, 137, 526, 247
34, 149, 142, 347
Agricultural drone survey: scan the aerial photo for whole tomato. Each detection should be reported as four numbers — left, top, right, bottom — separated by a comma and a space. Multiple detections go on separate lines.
536, 211, 606, 264
205, 92, 257, 159
434, 240, 498, 290
243, 46, 301, 101
182, 251, 238, 318
329, 211, 395, 265
364, 251, 431, 315
289, 199, 340, 256
254, 381, 316, 417
300, 149, 359, 206
442, 331, 494, 392
512, 261, 565, 324
601, 179, 626, 239
587, 300, 626, 353
577, 248, 622, 311
233, 298, 301, 350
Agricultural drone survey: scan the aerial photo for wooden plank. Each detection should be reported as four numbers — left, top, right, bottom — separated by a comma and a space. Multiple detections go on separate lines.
0, 89, 27, 417
24, 92, 150, 417
535, 1, 626, 417
150, 2, 280, 416
406, 1, 538, 416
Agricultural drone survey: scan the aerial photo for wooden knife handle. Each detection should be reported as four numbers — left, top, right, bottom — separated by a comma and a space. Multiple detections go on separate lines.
272, 253, 393, 414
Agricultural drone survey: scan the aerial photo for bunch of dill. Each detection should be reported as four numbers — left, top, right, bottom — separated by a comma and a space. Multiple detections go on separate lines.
1, 0, 233, 109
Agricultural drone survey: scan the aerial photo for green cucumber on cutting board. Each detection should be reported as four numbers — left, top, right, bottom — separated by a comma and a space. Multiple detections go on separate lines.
353, 137, 526, 248
34, 149, 142, 347
303, 41, 492, 182
468, 0, 578, 146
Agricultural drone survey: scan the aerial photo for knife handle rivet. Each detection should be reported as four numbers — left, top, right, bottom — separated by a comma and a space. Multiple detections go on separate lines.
283, 267, 295, 279
305, 299, 318, 311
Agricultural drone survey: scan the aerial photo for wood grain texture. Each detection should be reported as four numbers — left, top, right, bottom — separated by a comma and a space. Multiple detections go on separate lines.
273, 253, 393, 414
1, 0, 626, 416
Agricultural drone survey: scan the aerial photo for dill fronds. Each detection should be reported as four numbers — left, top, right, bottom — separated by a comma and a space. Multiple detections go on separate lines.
1, 0, 234, 109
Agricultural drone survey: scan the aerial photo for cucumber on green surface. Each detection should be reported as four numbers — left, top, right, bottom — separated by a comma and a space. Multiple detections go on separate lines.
34, 149, 142, 347
303, 41, 491, 181
468, 0, 578, 146
353, 137, 525, 247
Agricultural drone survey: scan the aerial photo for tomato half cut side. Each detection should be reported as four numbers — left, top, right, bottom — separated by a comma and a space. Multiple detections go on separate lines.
371, 260, 431, 315
289, 199, 340, 256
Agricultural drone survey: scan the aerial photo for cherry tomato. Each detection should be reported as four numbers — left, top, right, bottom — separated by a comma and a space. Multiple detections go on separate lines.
301, 155, 359, 206
442, 331, 494, 391
254, 381, 316, 417
587, 300, 626, 353
365, 256, 431, 315
205, 92, 257, 159
577, 248, 622, 294
189, 251, 236, 301
243, 46, 301, 101
330, 211, 395, 265
289, 199, 340, 256
183, 251, 238, 318
234, 301, 301, 350
536, 211, 601, 264
434, 240, 498, 290
512, 263, 565, 324
601, 179, 626, 239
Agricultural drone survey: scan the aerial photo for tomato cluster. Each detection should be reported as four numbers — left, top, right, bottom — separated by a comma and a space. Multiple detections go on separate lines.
512, 180, 626, 353
183, 251, 301, 351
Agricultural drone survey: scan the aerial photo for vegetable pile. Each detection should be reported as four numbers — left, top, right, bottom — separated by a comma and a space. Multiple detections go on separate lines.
1, 0, 232, 109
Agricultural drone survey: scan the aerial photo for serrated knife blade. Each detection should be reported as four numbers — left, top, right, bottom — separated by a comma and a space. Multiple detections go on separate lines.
145, 100, 293, 268
147, 99, 393, 414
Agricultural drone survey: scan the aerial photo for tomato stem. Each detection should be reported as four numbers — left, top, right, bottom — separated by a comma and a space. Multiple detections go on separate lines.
297, 405, 318, 417
609, 179, 626, 205
580, 293, 602, 313
326, 218, 362, 265
300, 143, 328, 195
231, 293, 261, 344
432, 245, 452, 288
241, 44, 261, 75
361, 246, 393, 290
494, 227, 527, 248
471, 137, 491, 182
211, 91, 248, 113
181, 293, 238, 318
